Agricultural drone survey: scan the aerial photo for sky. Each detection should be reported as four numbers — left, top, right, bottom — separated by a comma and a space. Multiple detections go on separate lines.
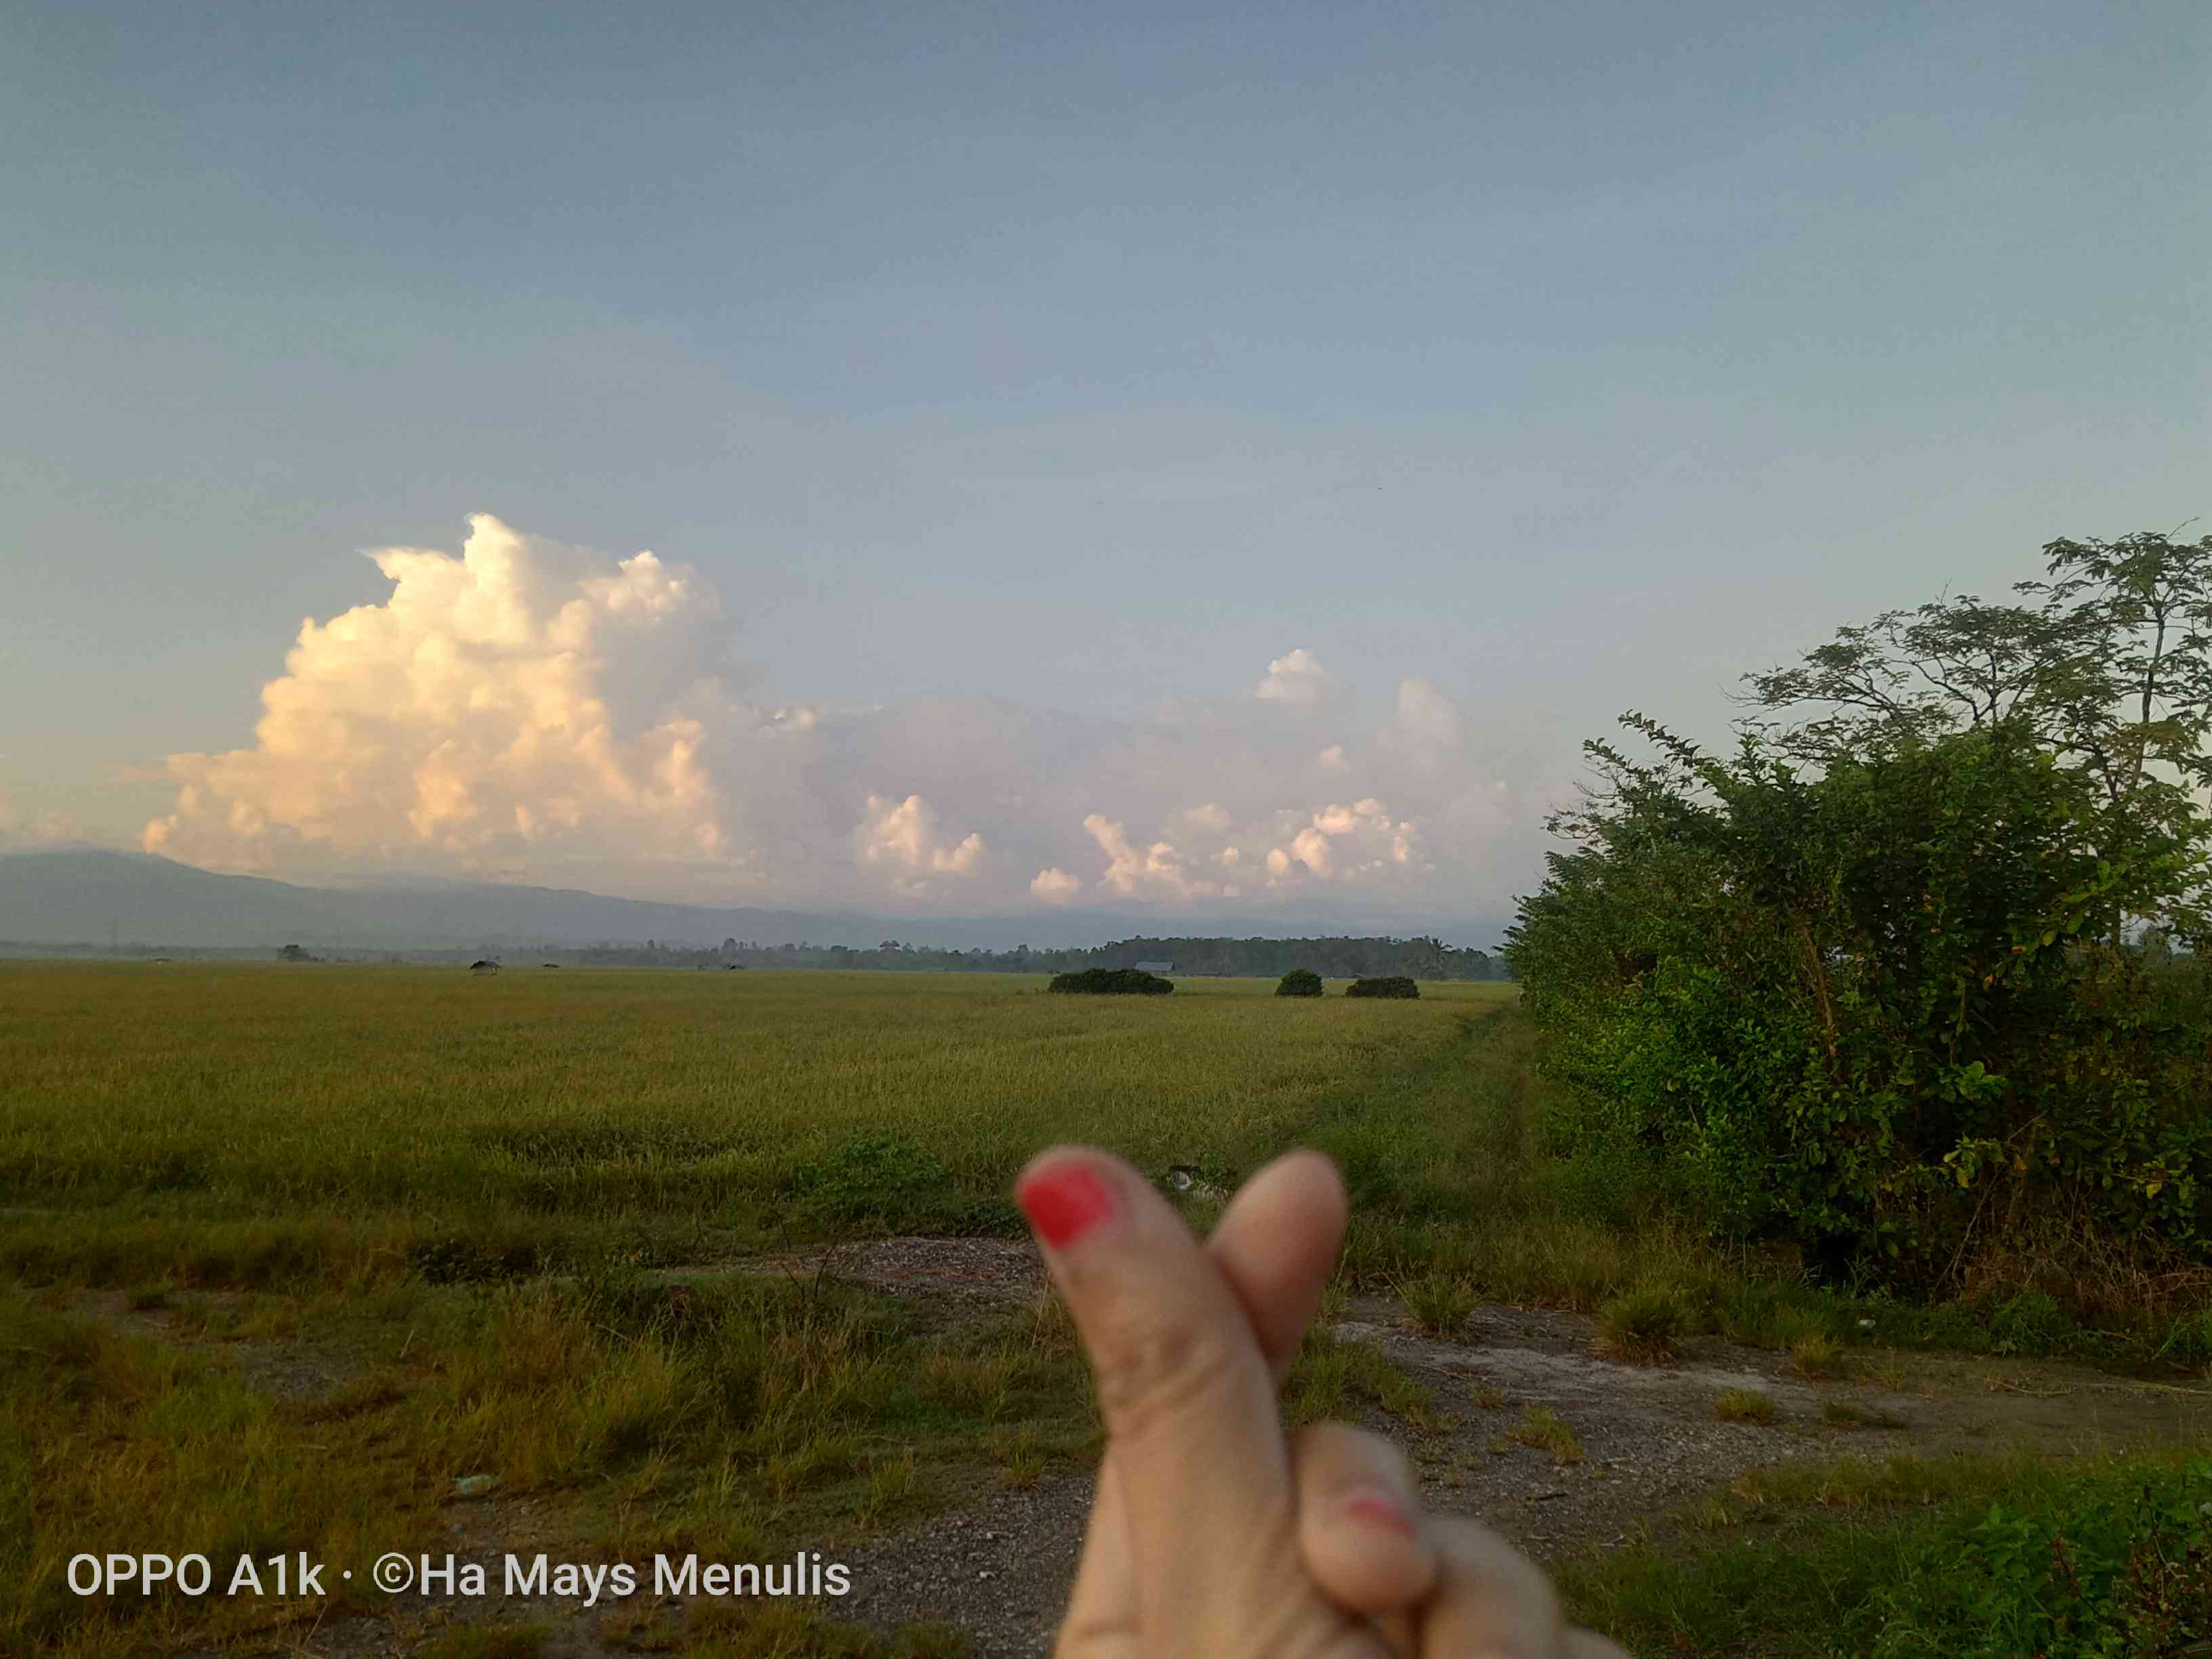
2, 0, 2205, 930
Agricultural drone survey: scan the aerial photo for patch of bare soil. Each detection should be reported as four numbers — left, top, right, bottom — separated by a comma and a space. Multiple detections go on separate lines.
1336, 1296, 2212, 1565
66, 1240, 2212, 1657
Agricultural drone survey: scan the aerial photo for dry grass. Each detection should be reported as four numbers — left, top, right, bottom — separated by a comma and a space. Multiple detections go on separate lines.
992, 1423, 1046, 1488
1596, 1286, 1689, 1364
1957, 1204, 2212, 1333
0, 1267, 1090, 1655
1714, 1388, 1777, 1425
1285, 1328, 1450, 1433
1397, 1271, 1479, 1334
1790, 1334, 1847, 1378
1509, 1405, 1584, 1462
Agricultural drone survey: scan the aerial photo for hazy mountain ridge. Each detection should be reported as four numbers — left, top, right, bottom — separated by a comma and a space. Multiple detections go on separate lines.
0, 851, 1506, 954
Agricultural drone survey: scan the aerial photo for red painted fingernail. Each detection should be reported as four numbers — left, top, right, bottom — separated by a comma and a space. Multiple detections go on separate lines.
1344, 1492, 1416, 1534
1015, 1163, 1119, 1249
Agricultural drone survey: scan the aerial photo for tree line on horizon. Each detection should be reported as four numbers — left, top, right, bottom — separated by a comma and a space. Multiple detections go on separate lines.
563, 932, 1508, 979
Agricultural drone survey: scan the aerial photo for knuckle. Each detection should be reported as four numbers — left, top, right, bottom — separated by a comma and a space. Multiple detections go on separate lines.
1294, 1419, 1409, 1490
1089, 1307, 1247, 1443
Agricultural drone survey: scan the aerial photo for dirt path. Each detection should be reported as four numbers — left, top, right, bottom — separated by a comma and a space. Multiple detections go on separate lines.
54, 1239, 2212, 1657
826, 1258, 2212, 1656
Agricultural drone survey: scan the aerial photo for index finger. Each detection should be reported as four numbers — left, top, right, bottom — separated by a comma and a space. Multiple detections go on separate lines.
1015, 1147, 1307, 1632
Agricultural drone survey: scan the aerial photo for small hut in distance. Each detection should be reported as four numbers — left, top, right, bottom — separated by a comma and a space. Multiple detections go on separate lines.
469, 959, 500, 975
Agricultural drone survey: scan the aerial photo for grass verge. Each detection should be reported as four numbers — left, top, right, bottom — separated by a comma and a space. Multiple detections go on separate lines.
1562, 1450, 2212, 1657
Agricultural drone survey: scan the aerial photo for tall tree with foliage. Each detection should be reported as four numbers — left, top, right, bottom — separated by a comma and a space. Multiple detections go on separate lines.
1507, 527, 2212, 1290
1734, 526, 2212, 951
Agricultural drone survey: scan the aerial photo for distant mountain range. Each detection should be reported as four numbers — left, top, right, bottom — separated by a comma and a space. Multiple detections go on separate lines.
0, 849, 1507, 954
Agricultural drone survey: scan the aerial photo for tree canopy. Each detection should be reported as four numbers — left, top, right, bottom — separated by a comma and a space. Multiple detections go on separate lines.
1507, 526, 2212, 1290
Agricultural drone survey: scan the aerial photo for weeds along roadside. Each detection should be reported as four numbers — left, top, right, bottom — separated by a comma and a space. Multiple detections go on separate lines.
1557, 1447, 2212, 1658
0, 1265, 1098, 1656
1, 1246, 1456, 1656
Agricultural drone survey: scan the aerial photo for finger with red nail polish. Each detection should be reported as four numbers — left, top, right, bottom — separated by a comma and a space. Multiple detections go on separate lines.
1010, 1147, 1326, 1654
1294, 1421, 1437, 1615
1015, 1160, 1120, 1250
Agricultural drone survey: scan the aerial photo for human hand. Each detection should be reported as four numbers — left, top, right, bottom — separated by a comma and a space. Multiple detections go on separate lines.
1015, 1145, 1631, 1658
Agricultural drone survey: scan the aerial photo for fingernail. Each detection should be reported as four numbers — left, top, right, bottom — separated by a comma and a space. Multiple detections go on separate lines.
1343, 1490, 1416, 1534
1015, 1162, 1119, 1249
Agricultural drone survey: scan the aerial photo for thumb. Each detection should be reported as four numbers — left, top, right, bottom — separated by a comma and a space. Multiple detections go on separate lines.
1015, 1147, 1304, 1635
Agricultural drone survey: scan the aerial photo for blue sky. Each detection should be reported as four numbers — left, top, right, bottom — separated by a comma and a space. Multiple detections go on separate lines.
3, 0, 2204, 922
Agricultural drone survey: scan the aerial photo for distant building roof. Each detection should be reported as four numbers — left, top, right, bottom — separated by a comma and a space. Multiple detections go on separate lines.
1135, 960, 1174, 972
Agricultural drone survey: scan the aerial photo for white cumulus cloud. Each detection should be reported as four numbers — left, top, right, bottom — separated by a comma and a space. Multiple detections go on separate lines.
1258, 798, 1418, 886
857, 793, 986, 895
137, 515, 1577, 924
1029, 867, 1081, 903
144, 514, 740, 878
1254, 648, 1338, 708
1083, 814, 1230, 901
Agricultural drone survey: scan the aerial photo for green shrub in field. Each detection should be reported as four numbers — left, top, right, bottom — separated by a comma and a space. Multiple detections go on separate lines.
1046, 968, 1173, 995
1276, 968, 1324, 998
1505, 533, 2212, 1298
1345, 976, 1418, 1000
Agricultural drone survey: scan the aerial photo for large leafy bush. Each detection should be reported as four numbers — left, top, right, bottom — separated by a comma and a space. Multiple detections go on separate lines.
1507, 531, 2212, 1286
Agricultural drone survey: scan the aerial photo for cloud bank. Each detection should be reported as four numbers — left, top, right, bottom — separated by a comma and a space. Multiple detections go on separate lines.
144, 515, 1572, 920
0, 792, 81, 850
